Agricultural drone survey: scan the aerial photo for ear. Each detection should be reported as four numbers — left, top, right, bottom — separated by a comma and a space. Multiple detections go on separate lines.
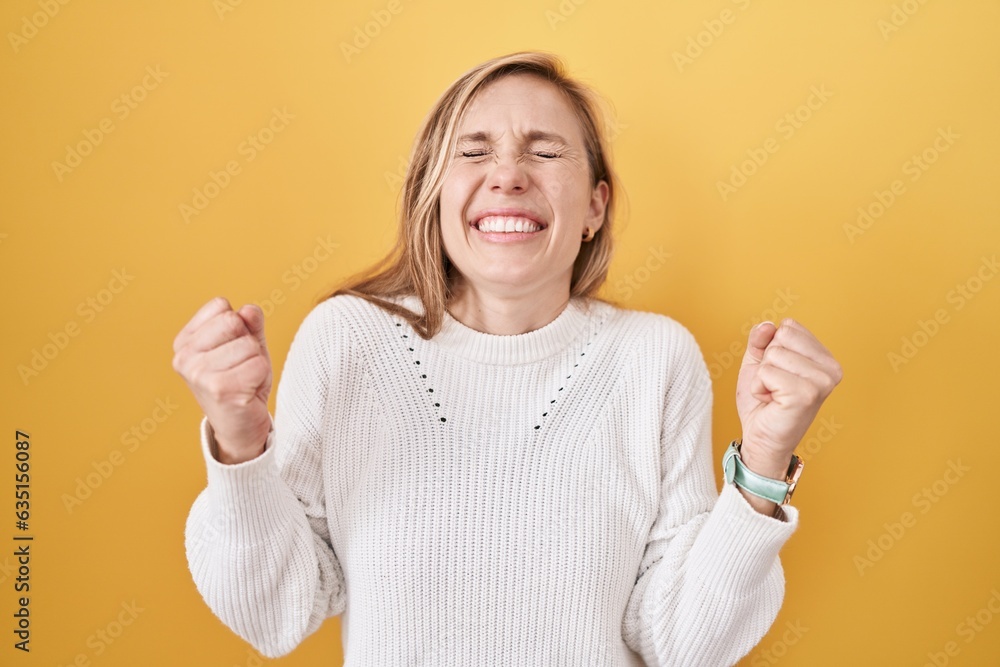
585, 180, 610, 233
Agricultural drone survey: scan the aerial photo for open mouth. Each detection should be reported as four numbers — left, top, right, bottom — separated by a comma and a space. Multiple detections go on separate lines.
472, 216, 547, 234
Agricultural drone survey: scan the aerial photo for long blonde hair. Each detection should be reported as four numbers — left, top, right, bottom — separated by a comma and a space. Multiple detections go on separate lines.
320, 51, 623, 339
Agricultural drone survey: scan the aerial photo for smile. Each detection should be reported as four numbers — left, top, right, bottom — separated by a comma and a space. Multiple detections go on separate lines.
473, 216, 545, 233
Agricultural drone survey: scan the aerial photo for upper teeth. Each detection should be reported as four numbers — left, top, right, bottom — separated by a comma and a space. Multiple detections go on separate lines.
476, 216, 542, 233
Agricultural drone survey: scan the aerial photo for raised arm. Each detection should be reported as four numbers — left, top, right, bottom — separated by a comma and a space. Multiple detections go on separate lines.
621, 323, 799, 666
175, 298, 347, 657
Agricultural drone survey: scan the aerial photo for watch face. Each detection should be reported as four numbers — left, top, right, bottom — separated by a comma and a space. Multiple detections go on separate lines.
784, 456, 805, 502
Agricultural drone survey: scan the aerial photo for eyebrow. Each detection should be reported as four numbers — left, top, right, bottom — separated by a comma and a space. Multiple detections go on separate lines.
457, 130, 571, 145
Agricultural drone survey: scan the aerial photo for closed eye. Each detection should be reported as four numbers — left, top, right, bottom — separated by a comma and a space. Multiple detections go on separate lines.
457, 148, 561, 159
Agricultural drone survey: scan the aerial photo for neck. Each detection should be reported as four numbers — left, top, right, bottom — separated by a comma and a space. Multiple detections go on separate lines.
446, 280, 572, 335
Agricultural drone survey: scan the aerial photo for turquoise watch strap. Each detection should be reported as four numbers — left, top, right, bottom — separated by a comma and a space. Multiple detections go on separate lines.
722, 440, 801, 505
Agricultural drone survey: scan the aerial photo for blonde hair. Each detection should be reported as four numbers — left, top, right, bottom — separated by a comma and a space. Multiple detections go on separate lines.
320, 50, 623, 339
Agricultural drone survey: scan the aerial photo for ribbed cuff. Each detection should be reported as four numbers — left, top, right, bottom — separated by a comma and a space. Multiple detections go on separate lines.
198, 415, 293, 544
688, 482, 799, 598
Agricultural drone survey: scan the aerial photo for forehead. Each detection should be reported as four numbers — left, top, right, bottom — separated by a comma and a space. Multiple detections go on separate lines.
457, 73, 584, 143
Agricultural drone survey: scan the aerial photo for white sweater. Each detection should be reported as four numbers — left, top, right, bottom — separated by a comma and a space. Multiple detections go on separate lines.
184, 293, 799, 666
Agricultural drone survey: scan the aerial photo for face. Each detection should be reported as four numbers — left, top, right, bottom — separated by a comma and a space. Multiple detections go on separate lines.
438, 73, 609, 300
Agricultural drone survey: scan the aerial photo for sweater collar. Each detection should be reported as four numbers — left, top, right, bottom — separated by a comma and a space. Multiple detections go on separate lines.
400, 295, 595, 365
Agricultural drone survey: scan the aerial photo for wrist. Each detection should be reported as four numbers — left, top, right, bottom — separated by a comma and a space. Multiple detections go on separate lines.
735, 486, 785, 520
215, 441, 266, 465
738, 448, 793, 481
722, 439, 804, 512
209, 425, 268, 464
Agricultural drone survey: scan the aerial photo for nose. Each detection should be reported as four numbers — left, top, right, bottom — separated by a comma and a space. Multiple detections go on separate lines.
486, 153, 528, 193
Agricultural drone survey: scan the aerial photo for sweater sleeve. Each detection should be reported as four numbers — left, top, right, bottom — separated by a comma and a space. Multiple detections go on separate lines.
184, 301, 348, 658
621, 323, 799, 666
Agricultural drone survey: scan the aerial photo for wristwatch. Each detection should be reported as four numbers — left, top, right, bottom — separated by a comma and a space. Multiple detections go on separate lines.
722, 439, 804, 505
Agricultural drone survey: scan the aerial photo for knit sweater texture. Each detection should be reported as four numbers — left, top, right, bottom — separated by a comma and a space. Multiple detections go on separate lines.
184, 293, 799, 666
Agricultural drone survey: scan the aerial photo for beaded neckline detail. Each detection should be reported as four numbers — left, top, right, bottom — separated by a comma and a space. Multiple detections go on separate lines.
389, 298, 609, 435
393, 320, 449, 424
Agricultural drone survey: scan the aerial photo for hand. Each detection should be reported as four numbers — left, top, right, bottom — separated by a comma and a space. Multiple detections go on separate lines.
172, 297, 273, 464
735, 318, 843, 477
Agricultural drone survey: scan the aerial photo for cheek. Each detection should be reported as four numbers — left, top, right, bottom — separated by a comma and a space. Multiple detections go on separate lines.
438, 181, 471, 248
439, 173, 476, 218
543, 168, 589, 207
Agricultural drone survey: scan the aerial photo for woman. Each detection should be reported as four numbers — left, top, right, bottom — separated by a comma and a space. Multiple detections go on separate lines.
174, 51, 842, 666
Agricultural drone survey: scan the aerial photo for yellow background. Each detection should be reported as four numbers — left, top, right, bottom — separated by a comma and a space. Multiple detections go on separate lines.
2, 0, 998, 664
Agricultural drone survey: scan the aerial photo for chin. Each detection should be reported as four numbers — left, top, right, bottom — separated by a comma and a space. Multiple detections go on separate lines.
461, 267, 542, 291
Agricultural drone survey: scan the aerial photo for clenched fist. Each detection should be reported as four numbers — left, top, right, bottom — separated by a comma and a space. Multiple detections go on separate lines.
736, 318, 843, 478
172, 297, 273, 464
